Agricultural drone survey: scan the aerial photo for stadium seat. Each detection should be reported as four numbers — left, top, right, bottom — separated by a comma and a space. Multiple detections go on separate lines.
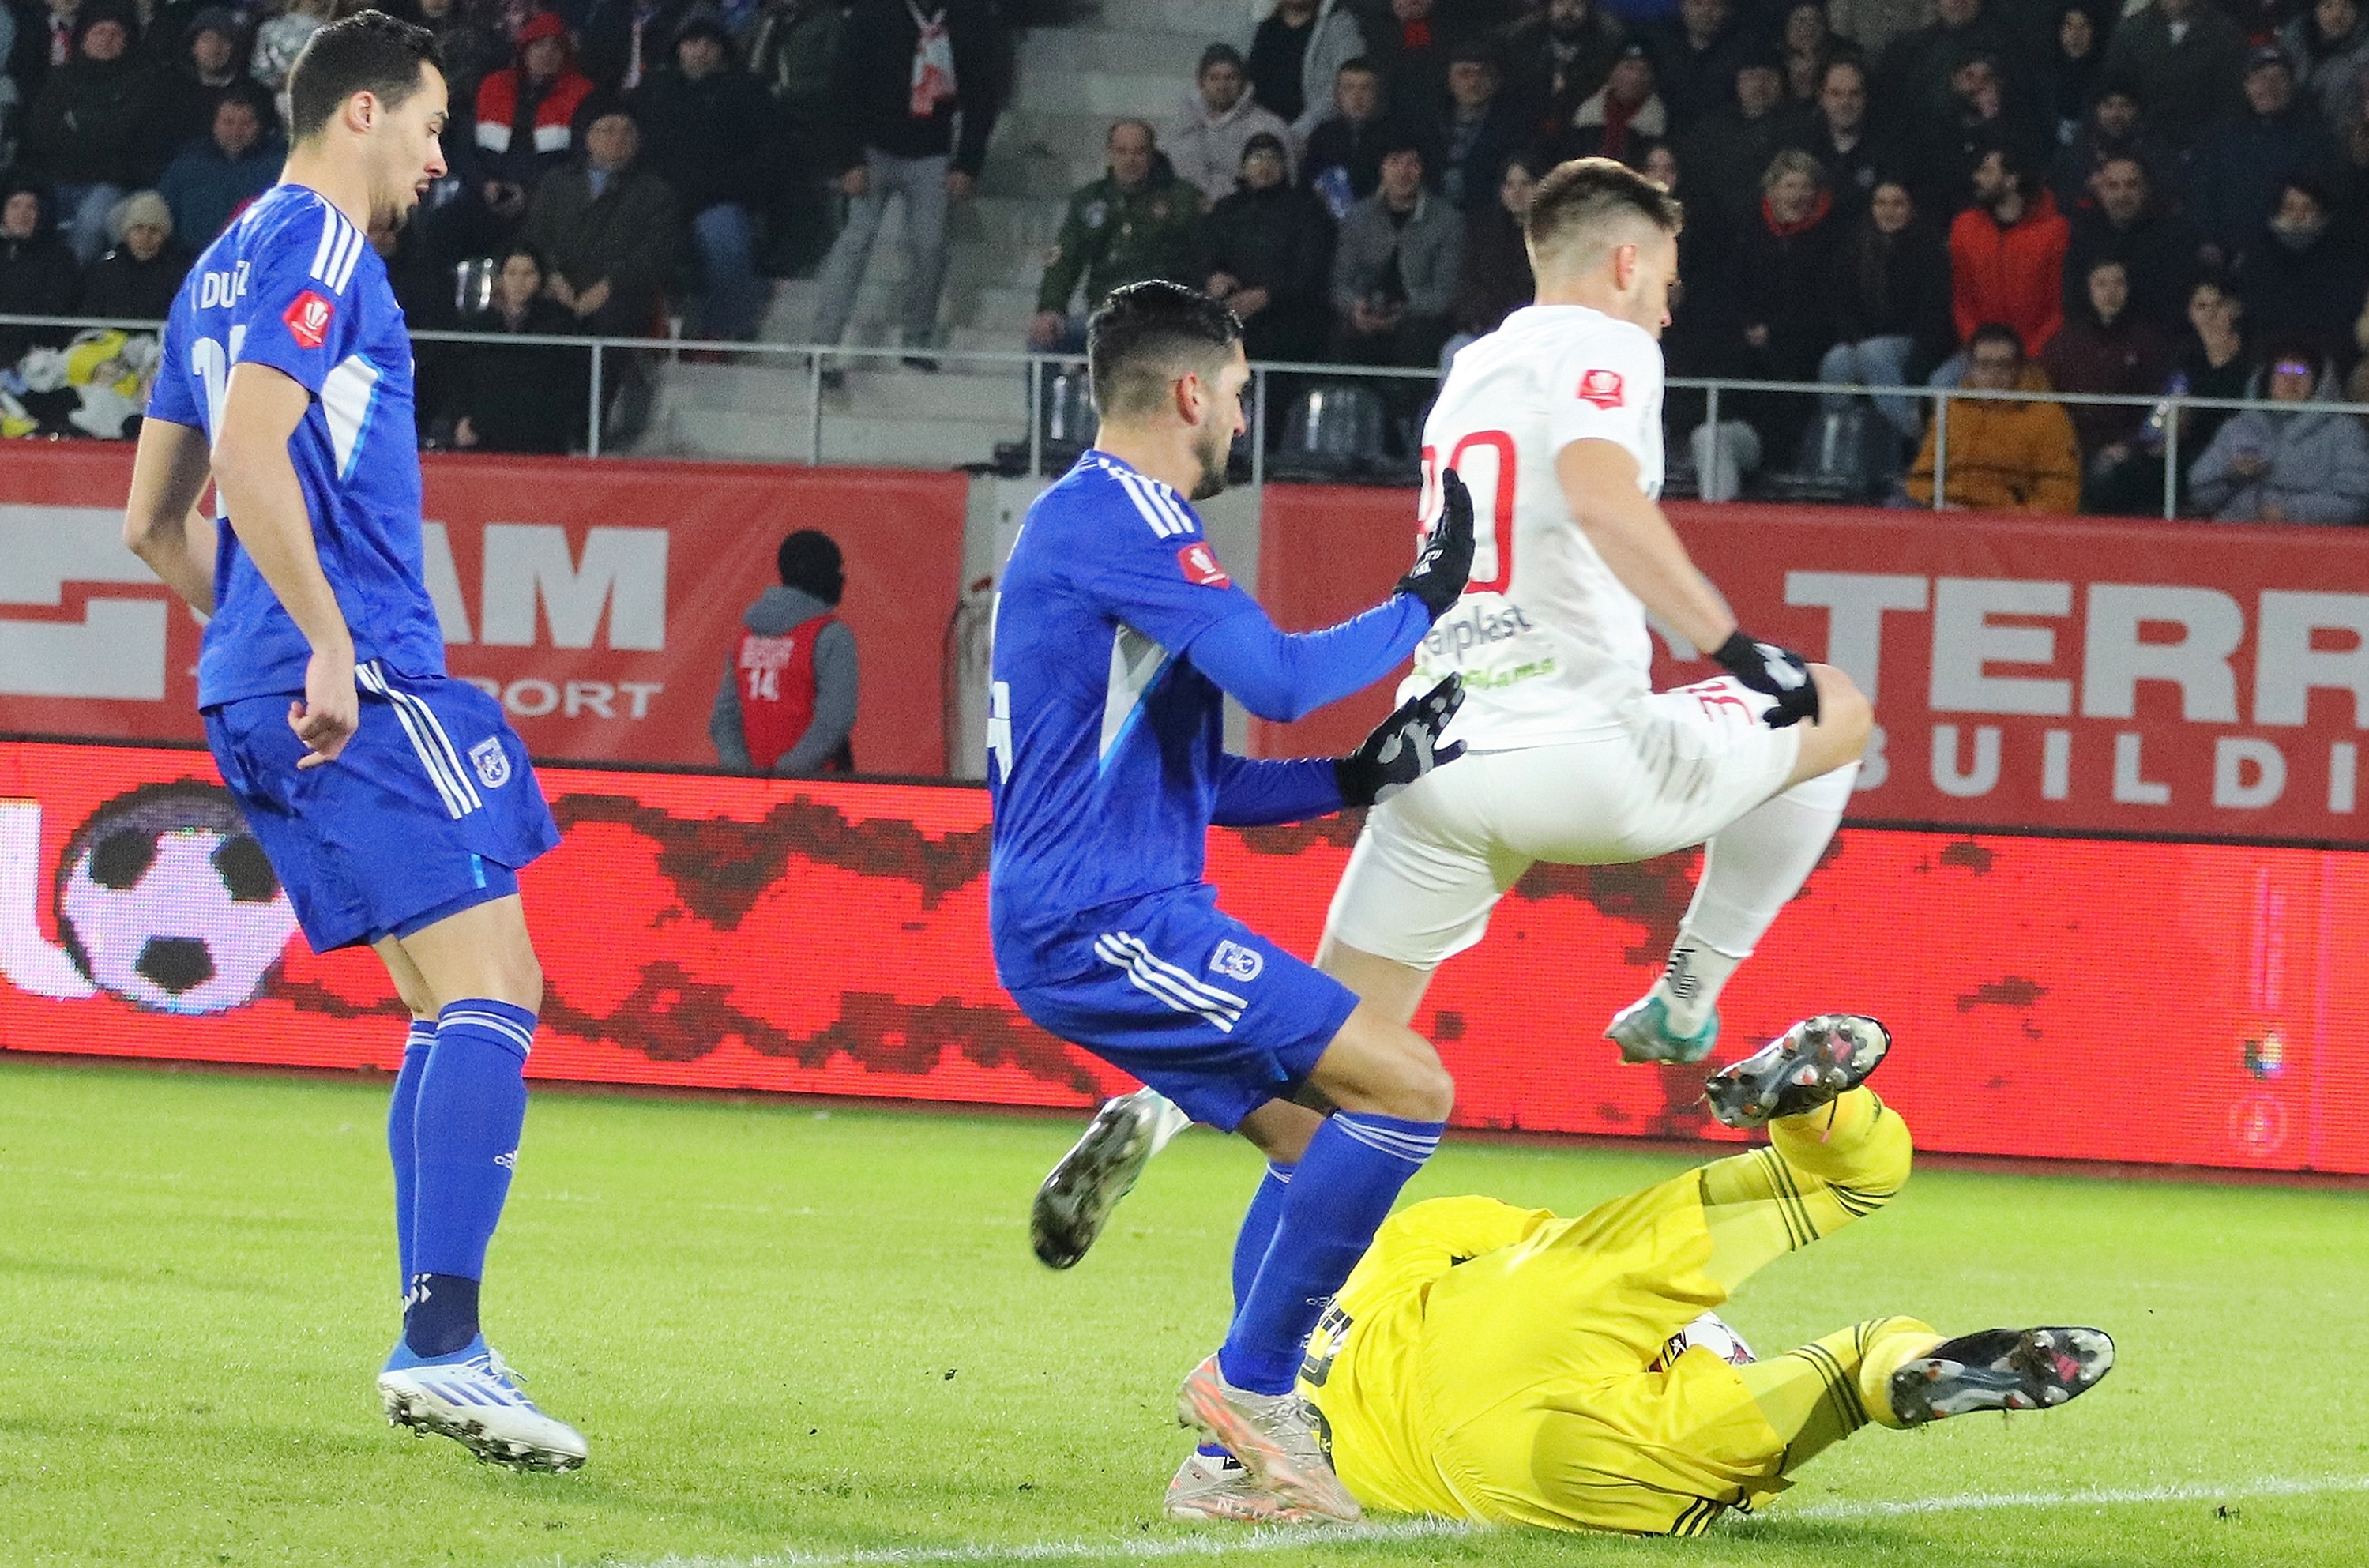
1270, 383, 1389, 480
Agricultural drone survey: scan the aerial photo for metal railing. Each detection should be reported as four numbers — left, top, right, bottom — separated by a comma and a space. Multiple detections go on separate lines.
10, 311, 2365, 521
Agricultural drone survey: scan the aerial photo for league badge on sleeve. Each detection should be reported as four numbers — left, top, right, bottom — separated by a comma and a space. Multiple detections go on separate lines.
1177, 542, 1232, 588
1576, 368, 1626, 409
284, 291, 335, 350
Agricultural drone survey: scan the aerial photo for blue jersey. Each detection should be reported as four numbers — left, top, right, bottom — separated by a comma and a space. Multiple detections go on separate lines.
987, 451, 1429, 988
149, 182, 445, 709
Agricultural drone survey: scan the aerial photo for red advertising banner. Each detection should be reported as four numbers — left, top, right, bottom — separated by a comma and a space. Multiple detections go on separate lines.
0, 447, 967, 776
1252, 491, 2369, 846
4, 738, 2362, 1173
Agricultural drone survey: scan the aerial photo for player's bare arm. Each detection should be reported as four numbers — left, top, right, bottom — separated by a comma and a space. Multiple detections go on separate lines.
212, 360, 359, 767
122, 414, 220, 615
1557, 437, 1734, 654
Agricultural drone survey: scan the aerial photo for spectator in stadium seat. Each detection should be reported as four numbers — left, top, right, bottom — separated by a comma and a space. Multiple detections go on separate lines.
157, 81, 280, 246
1329, 135, 1461, 367
1948, 143, 2070, 359
1201, 130, 1333, 364
473, 13, 596, 229
1645, 0, 1745, 132
1028, 119, 1202, 352
442, 242, 591, 455
145, 7, 246, 167
416, 0, 509, 114
1500, 0, 1628, 142
1170, 43, 1294, 206
1820, 177, 1952, 445
79, 187, 187, 319
2283, 0, 2369, 138
1444, 149, 1536, 364
2042, 257, 2171, 510
2037, 1, 2104, 149
522, 102, 680, 337
1435, 39, 1523, 210
24, 1, 160, 265
0, 180, 81, 364
247, 0, 329, 122
1680, 48, 1804, 227
1243, 0, 1367, 138
2165, 275, 2253, 464
1562, 39, 1664, 163
1368, 0, 1460, 127
814, 0, 1000, 374
2233, 177, 2366, 355
1905, 53, 2044, 221
2061, 154, 2202, 329
1907, 321, 2082, 510
1723, 148, 1841, 460
2188, 337, 2369, 522
1874, 0, 2014, 131
630, 6, 776, 341
1796, 57, 1889, 220
581, 0, 686, 94
2101, 0, 2247, 146
1779, 2, 1839, 108
1302, 58, 1404, 214
2049, 85, 2183, 212
9, 0, 84, 108
2187, 47, 2337, 262
711, 530, 859, 776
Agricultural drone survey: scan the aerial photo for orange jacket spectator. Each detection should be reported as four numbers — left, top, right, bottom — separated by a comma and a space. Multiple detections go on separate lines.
1948, 154, 2070, 355
1908, 330, 2081, 512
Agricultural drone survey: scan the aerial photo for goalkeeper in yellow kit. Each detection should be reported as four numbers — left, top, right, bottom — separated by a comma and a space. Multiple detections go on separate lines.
1249, 1016, 2117, 1535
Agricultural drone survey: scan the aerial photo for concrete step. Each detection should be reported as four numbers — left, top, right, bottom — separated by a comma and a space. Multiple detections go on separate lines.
1013, 26, 1213, 76
1089, 0, 1256, 41
635, 403, 1021, 466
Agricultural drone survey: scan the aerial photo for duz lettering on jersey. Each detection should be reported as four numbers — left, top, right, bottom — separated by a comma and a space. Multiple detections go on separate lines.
195, 260, 252, 310
1421, 600, 1535, 660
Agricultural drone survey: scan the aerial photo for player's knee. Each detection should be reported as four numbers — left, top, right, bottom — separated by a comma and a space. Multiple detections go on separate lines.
1808, 665, 1872, 756
1393, 1036, 1457, 1122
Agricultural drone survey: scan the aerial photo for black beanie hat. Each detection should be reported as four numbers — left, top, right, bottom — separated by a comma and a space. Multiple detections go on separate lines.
777, 530, 846, 605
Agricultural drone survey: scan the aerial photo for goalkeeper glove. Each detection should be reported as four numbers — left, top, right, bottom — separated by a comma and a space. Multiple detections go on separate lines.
1710, 630, 1821, 729
1395, 468, 1476, 622
1337, 676, 1466, 807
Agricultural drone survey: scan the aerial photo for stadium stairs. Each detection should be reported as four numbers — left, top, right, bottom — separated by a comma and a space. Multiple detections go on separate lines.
630, 0, 1229, 464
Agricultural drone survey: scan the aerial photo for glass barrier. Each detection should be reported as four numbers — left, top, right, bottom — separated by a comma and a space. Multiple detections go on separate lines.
8, 311, 2365, 524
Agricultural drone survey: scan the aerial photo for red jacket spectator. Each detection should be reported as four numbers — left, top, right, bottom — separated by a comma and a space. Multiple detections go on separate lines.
475, 13, 596, 185
1950, 156, 2070, 354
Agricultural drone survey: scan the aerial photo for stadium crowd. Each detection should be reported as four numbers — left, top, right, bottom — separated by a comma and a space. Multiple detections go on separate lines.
2, 0, 2367, 515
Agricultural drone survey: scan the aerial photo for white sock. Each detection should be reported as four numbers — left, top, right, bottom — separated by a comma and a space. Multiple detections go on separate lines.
1659, 763, 1859, 1030
1122, 1087, 1194, 1155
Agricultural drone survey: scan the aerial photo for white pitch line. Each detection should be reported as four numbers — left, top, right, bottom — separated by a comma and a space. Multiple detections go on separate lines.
604, 1474, 2369, 1568
1785, 1473, 2369, 1521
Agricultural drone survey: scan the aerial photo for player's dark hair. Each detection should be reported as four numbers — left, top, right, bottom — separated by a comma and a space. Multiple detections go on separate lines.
288, 11, 442, 144
1085, 280, 1243, 423
1966, 321, 2023, 359
1525, 156, 1683, 267
777, 529, 845, 604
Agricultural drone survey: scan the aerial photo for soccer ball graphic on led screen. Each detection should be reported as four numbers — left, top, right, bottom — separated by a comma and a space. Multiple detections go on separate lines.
53, 783, 299, 1015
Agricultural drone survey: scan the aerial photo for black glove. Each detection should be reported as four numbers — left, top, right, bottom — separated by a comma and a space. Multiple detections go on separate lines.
1710, 630, 1821, 729
1395, 468, 1476, 622
1337, 676, 1466, 807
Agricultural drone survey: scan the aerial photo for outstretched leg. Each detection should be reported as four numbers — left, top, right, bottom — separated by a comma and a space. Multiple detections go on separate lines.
1738, 1315, 1944, 1472
1698, 1085, 1912, 1294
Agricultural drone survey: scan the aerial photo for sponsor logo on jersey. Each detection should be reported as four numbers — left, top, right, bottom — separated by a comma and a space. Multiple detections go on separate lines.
284, 291, 335, 350
468, 736, 512, 788
1209, 940, 1263, 982
1576, 367, 1626, 409
1178, 542, 1232, 588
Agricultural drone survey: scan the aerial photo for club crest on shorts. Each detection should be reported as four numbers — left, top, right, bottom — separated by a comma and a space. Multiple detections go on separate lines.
468, 738, 511, 789
1209, 940, 1263, 982
1575, 367, 1626, 409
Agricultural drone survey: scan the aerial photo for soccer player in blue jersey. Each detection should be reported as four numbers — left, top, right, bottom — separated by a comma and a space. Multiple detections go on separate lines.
989, 280, 1477, 1524
119, 13, 585, 1472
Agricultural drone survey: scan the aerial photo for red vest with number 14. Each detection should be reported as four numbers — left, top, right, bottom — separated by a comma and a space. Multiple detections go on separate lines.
737, 619, 846, 772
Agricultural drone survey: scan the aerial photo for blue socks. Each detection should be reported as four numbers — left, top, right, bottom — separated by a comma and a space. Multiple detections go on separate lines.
387, 1019, 435, 1289
1219, 1113, 1442, 1394
1231, 1162, 1295, 1310
403, 998, 535, 1358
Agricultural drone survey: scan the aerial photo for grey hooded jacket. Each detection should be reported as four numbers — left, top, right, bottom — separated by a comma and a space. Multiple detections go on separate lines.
709, 585, 860, 773
2187, 370, 2369, 525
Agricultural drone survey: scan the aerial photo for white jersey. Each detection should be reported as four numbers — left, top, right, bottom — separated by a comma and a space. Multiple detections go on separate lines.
1403, 303, 1666, 746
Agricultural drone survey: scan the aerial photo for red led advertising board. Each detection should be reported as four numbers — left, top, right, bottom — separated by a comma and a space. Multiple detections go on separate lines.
4, 739, 2362, 1173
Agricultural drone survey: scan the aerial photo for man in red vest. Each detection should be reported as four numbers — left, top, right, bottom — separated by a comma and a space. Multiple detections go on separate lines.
709, 530, 859, 773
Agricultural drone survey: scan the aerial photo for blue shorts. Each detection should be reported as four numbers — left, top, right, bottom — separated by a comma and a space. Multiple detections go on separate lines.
1006, 891, 1360, 1132
203, 661, 561, 953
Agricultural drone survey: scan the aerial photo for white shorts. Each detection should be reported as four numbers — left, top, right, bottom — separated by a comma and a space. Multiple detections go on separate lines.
1324, 676, 1803, 969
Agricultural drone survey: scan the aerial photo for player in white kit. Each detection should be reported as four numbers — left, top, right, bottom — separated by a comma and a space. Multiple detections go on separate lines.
1028, 160, 1873, 1283
1315, 156, 1871, 1063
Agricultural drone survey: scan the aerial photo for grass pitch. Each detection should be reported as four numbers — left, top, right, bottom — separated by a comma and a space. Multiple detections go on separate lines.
1, 1058, 2364, 1568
